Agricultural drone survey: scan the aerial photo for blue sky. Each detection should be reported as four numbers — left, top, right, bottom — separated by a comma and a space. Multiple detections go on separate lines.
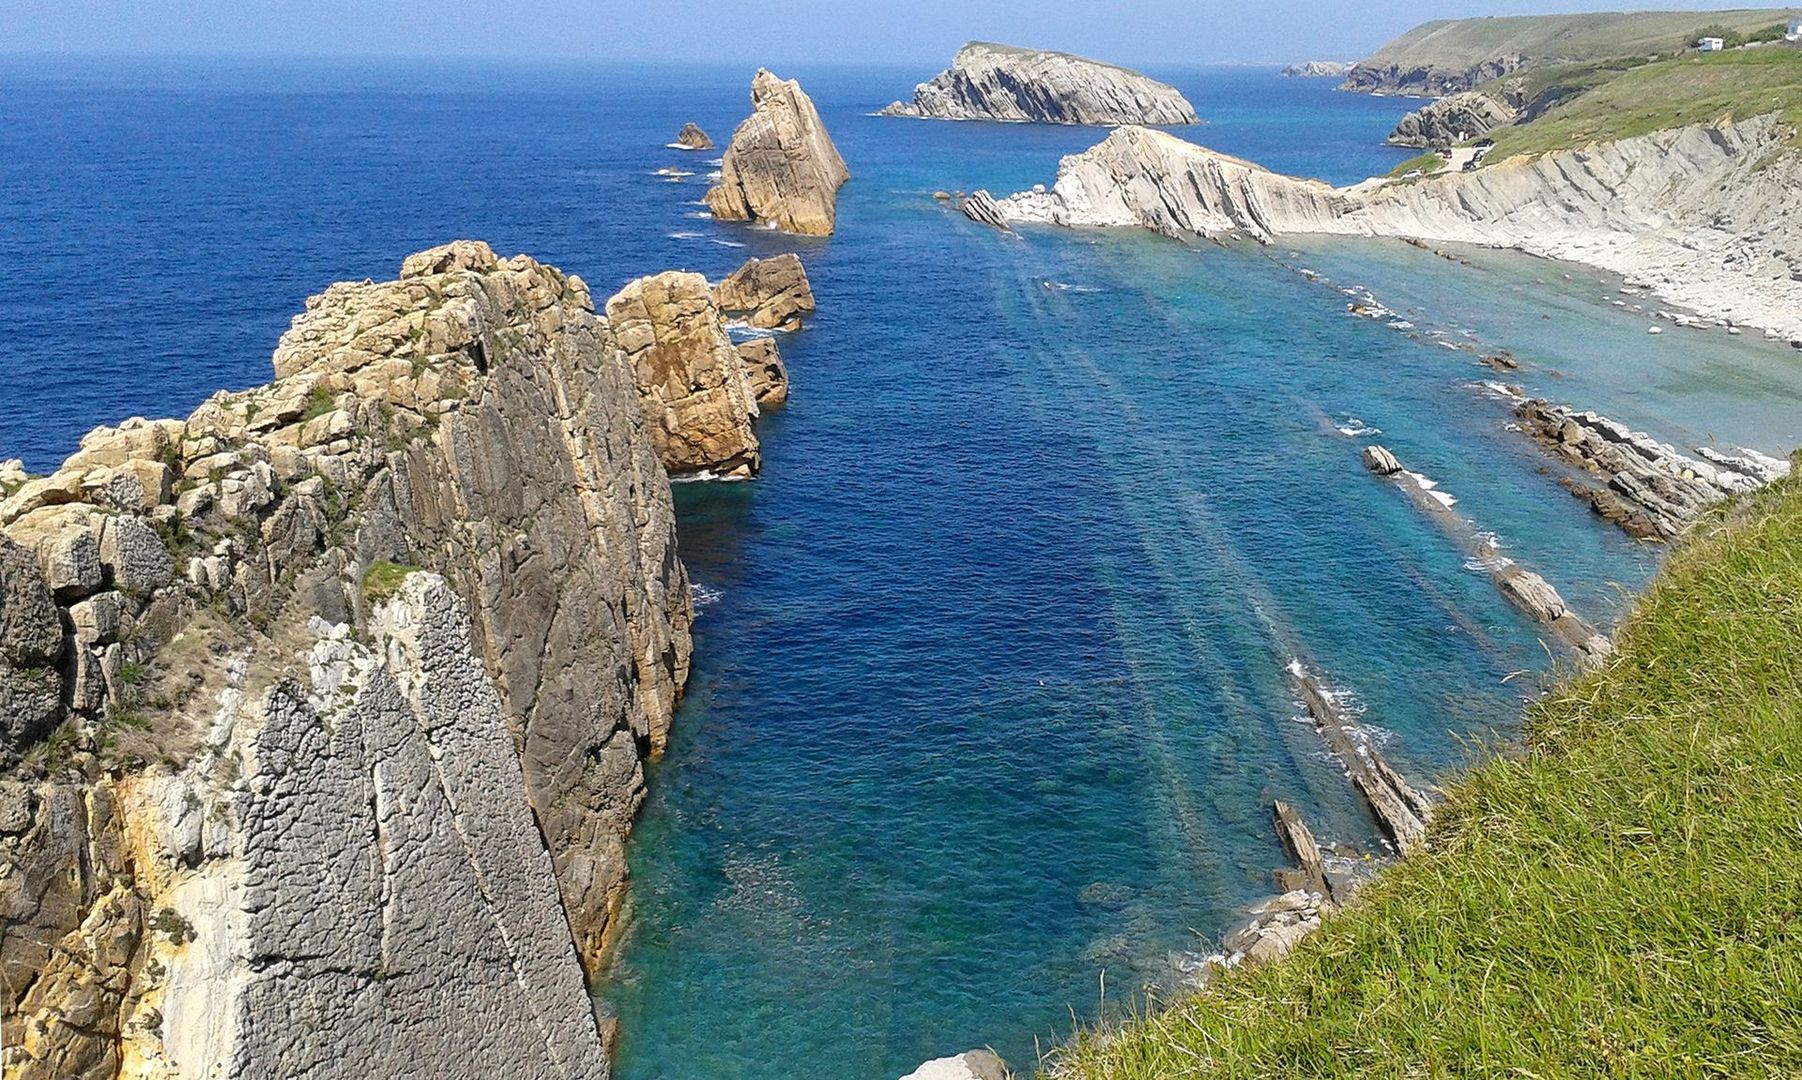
5, 0, 1797, 65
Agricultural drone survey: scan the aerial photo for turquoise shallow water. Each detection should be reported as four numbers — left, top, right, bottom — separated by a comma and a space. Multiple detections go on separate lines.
5, 58, 1802, 1080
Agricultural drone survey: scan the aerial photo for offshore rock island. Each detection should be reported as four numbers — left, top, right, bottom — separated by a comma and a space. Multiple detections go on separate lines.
880, 42, 1199, 126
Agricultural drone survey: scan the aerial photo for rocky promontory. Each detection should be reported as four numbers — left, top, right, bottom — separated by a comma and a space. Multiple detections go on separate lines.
880, 41, 1199, 126
0, 241, 700, 1078
1387, 92, 1516, 148
706, 69, 850, 236
973, 118, 1802, 344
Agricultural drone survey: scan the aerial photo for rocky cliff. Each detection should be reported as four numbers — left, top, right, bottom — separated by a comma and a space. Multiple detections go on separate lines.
1387, 92, 1516, 149
0, 241, 696, 1078
880, 41, 1199, 127
705, 70, 850, 236
979, 118, 1802, 343
712, 252, 815, 331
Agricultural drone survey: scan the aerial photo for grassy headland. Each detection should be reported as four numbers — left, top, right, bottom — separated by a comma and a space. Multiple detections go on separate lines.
1357, 10, 1797, 77
1050, 466, 1802, 1076
1483, 48, 1802, 159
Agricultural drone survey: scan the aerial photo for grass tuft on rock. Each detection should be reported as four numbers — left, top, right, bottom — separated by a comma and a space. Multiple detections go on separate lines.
360, 560, 418, 605
1048, 469, 1802, 1077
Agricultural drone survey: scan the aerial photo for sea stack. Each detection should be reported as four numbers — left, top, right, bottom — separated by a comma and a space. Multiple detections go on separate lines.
705, 70, 850, 236
880, 41, 1199, 126
674, 122, 714, 150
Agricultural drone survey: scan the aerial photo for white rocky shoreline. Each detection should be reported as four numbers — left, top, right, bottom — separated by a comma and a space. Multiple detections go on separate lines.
966, 118, 1802, 347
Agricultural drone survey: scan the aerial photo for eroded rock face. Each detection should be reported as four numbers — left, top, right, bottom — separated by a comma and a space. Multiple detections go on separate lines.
0, 241, 694, 1077
607, 271, 762, 477
705, 70, 850, 236
674, 122, 713, 150
0, 538, 64, 760
1281, 60, 1354, 78
713, 253, 815, 330
1387, 92, 1516, 149
734, 338, 790, 408
881, 42, 1198, 126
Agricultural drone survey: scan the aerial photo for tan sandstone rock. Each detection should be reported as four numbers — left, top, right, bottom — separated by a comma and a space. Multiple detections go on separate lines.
606, 271, 762, 477
735, 338, 790, 408
706, 70, 850, 236
714, 253, 816, 330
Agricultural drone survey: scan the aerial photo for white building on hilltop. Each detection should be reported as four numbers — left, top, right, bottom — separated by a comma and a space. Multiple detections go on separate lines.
1697, 36, 1725, 52
1787, 16, 1802, 43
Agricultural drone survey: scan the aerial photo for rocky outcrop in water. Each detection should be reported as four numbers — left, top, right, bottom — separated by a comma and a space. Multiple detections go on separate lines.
1281, 61, 1355, 78
0, 240, 694, 1078
607, 270, 764, 477
713, 252, 815, 330
706, 70, 850, 236
674, 122, 713, 150
1362, 443, 1613, 665
880, 42, 1199, 127
986, 119, 1802, 343
1514, 400, 1792, 540
901, 1050, 1012, 1080
1387, 92, 1516, 149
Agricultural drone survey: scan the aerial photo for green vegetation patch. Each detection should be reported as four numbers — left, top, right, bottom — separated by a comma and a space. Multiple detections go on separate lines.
1387, 151, 1448, 179
360, 559, 419, 605
1485, 49, 1802, 160
1050, 465, 1802, 1077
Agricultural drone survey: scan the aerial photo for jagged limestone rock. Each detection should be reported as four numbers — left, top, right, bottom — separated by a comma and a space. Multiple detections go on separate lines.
0, 537, 64, 759
881, 42, 1198, 126
1281, 61, 1354, 78
706, 70, 850, 236
607, 270, 762, 477
713, 253, 815, 331
1387, 92, 1516, 149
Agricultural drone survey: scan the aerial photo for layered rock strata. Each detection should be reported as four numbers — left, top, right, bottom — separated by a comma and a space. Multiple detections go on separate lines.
880, 42, 1199, 127
1286, 662, 1432, 856
0, 240, 696, 1078
978, 118, 1802, 343
674, 122, 713, 150
712, 252, 815, 330
1386, 92, 1516, 149
1514, 400, 1791, 540
706, 70, 850, 236
606, 271, 764, 477
1362, 443, 1613, 665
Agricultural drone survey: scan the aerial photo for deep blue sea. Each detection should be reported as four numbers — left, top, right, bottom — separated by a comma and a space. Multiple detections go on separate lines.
6, 57, 1802, 1080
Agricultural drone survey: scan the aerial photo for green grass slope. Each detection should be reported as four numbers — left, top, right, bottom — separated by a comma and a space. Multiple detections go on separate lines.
1051, 465, 1802, 1077
1483, 48, 1802, 158
1359, 9, 1797, 73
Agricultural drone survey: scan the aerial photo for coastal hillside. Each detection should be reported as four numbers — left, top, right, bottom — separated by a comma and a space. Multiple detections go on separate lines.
1049, 461, 1802, 1076
1342, 8, 1798, 94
